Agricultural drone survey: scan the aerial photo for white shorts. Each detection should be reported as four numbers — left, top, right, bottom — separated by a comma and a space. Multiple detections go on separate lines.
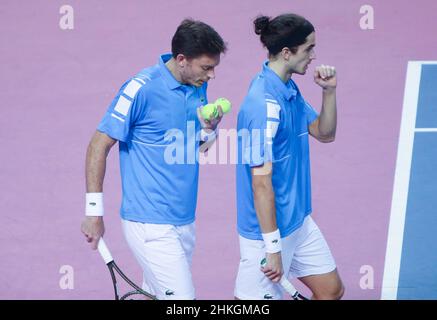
234, 215, 336, 300
121, 219, 196, 300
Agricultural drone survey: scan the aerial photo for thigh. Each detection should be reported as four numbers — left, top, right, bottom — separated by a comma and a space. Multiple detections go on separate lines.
289, 216, 337, 278
122, 219, 195, 300
289, 216, 342, 299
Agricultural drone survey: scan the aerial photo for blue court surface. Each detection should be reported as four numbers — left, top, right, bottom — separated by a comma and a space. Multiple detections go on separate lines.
382, 62, 437, 299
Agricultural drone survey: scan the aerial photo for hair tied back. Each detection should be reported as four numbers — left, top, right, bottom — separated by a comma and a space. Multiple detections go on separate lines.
254, 15, 270, 35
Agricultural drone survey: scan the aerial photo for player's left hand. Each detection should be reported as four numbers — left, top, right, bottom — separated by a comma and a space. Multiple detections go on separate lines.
314, 65, 337, 90
197, 105, 224, 131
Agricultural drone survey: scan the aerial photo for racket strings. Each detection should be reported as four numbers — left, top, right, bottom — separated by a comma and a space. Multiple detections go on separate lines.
111, 262, 157, 300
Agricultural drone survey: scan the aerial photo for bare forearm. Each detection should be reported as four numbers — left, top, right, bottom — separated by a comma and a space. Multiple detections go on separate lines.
318, 88, 337, 138
253, 182, 277, 233
86, 133, 114, 192
86, 146, 107, 192
82, 132, 115, 249
252, 165, 282, 279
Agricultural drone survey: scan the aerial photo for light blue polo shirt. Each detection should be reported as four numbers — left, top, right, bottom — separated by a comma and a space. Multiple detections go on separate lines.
236, 61, 319, 240
98, 54, 208, 225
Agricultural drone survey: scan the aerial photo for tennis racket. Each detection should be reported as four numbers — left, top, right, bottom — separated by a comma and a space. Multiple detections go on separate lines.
97, 238, 157, 300
260, 258, 308, 300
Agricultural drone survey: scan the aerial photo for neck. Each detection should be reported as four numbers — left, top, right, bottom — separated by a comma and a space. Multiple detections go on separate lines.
165, 58, 183, 83
268, 59, 292, 83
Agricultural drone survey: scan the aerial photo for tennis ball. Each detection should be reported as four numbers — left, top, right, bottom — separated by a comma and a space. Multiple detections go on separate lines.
200, 98, 231, 120
201, 103, 217, 121
215, 97, 231, 114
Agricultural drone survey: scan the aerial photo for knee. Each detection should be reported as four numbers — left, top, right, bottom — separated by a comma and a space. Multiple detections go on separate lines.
334, 283, 345, 300
313, 283, 345, 300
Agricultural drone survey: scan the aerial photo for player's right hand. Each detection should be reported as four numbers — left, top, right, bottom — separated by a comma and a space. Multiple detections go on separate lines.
314, 64, 337, 90
81, 216, 105, 250
197, 105, 224, 131
261, 252, 283, 283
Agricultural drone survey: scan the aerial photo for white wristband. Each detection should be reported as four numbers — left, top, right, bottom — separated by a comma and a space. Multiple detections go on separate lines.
85, 193, 104, 216
200, 129, 217, 142
262, 229, 282, 253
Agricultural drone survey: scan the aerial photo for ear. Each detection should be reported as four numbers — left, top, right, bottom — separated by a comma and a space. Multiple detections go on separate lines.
175, 54, 187, 68
281, 47, 292, 60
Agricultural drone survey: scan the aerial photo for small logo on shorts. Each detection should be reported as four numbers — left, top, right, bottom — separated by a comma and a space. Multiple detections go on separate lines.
272, 239, 278, 244
89, 202, 96, 206
165, 290, 175, 296
264, 293, 274, 299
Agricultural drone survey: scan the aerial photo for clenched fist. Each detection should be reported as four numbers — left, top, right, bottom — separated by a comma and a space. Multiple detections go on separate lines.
314, 65, 337, 90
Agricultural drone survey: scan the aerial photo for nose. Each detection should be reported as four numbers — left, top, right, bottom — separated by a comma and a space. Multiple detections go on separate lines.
310, 49, 316, 60
207, 69, 215, 80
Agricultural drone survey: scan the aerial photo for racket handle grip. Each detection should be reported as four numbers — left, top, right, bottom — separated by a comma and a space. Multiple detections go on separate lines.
97, 238, 114, 264
280, 277, 298, 297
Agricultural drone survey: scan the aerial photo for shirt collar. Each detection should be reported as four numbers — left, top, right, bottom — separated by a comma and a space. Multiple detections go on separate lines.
262, 61, 298, 101
159, 53, 184, 90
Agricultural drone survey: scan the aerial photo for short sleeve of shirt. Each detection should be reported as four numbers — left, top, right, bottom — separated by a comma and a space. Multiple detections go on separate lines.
240, 96, 279, 167
304, 100, 319, 125
97, 78, 147, 142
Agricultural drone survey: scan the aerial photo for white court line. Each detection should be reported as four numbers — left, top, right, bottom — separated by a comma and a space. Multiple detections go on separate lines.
415, 128, 437, 132
407, 61, 437, 65
381, 61, 424, 300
